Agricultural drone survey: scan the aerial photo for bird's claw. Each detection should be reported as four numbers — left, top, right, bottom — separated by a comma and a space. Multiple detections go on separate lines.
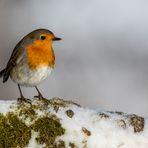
34, 95, 49, 109
17, 97, 32, 105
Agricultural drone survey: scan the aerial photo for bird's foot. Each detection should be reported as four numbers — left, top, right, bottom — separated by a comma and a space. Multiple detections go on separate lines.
17, 97, 32, 105
34, 94, 46, 101
34, 95, 49, 108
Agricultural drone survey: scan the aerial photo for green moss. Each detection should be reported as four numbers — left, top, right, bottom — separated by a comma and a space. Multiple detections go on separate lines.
66, 109, 74, 118
54, 140, 66, 148
99, 113, 109, 119
0, 112, 31, 148
48, 97, 81, 110
69, 142, 77, 148
18, 106, 37, 121
116, 119, 126, 129
0, 98, 68, 147
32, 116, 65, 147
14, 97, 80, 113
16, 100, 46, 112
128, 114, 144, 133
82, 127, 91, 136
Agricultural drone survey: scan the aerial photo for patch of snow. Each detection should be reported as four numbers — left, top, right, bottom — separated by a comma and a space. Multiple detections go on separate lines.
52, 106, 148, 148
27, 131, 45, 148
0, 100, 15, 114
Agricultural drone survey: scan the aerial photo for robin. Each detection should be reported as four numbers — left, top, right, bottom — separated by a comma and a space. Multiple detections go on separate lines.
0, 29, 61, 103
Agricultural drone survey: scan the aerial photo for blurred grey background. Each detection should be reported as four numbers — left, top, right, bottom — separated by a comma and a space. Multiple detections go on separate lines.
0, 0, 148, 116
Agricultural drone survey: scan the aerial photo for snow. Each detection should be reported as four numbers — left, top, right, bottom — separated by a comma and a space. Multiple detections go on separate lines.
49, 105, 148, 148
27, 132, 45, 148
0, 100, 15, 114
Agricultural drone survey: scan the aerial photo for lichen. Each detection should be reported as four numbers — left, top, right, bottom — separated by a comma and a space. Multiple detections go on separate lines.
31, 116, 65, 147
0, 112, 31, 148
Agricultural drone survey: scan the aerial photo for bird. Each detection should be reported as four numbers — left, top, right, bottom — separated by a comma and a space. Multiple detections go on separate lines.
0, 29, 61, 103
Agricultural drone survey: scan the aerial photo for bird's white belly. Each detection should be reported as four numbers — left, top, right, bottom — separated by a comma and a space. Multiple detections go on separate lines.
10, 64, 52, 86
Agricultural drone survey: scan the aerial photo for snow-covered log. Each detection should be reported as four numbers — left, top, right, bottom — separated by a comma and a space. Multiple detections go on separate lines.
0, 97, 147, 148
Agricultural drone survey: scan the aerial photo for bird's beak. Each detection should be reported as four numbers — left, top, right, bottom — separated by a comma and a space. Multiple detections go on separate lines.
53, 37, 62, 41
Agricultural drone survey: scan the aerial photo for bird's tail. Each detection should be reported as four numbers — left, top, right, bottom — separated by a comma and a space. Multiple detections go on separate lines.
0, 69, 5, 78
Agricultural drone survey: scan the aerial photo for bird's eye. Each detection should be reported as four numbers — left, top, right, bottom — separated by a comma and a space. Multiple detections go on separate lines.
40, 35, 46, 40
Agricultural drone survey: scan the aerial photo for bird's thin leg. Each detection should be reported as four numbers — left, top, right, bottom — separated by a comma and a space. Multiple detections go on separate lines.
35, 86, 44, 99
18, 84, 24, 98
35, 86, 48, 107
17, 84, 31, 104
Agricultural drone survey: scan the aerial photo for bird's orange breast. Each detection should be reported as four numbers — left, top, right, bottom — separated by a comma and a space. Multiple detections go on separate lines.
26, 40, 55, 69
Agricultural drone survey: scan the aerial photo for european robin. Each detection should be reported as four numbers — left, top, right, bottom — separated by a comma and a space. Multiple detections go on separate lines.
0, 29, 61, 103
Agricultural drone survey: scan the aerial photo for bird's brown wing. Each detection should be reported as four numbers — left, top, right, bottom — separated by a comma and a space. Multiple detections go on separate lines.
2, 41, 25, 82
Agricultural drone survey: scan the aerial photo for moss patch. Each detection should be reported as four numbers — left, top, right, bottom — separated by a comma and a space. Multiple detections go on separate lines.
54, 140, 66, 148
128, 114, 144, 133
0, 98, 66, 147
99, 113, 110, 119
31, 116, 65, 147
48, 97, 81, 110
0, 112, 31, 148
69, 142, 78, 148
66, 109, 74, 118
116, 119, 126, 129
82, 127, 91, 136
18, 106, 37, 121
